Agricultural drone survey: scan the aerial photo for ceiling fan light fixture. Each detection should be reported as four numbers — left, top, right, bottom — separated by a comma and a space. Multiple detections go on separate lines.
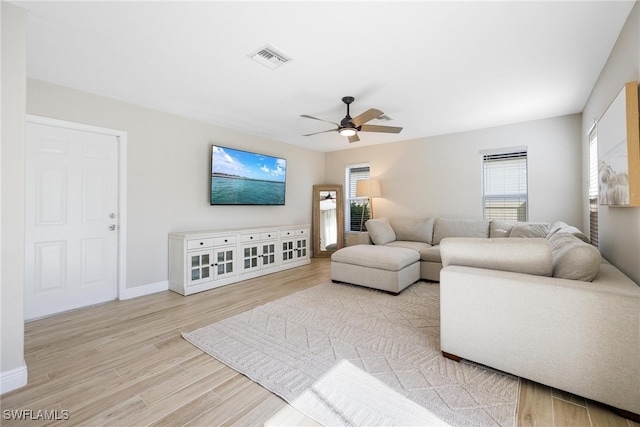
339, 128, 357, 137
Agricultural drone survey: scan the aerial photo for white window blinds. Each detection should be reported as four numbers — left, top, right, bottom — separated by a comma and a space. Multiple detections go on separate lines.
482, 148, 528, 221
588, 126, 599, 247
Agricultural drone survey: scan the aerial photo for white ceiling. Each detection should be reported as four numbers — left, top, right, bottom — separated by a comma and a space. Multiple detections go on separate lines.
15, 1, 635, 152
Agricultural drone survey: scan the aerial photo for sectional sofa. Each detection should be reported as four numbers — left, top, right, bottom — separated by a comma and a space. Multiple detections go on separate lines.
336, 216, 563, 283
330, 217, 640, 418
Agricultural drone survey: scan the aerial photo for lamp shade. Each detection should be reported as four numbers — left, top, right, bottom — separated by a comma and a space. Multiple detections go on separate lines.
356, 179, 381, 198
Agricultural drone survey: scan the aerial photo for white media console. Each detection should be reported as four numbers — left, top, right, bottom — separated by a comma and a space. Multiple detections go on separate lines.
168, 224, 310, 296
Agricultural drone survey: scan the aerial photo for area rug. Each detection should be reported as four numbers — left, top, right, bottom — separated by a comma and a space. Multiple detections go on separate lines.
182, 281, 519, 426
291, 359, 450, 426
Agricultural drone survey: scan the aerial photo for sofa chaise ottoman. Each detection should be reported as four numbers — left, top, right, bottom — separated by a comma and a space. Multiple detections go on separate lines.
331, 245, 420, 294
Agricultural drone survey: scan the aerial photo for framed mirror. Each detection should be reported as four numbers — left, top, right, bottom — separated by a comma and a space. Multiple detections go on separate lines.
312, 185, 344, 257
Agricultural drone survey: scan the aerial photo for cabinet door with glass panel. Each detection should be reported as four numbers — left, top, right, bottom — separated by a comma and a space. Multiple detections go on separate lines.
241, 231, 278, 274
241, 243, 261, 274
260, 231, 278, 268
188, 246, 235, 286
281, 228, 309, 264
189, 250, 214, 286
213, 246, 235, 280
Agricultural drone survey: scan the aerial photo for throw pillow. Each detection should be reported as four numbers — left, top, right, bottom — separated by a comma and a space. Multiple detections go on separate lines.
490, 220, 516, 238
389, 217, 434, 244
365, 217, 397, 245
509, 222, 550, 238
548, 232, 601, 281
546, 221, 589, 243
547, 221, 570, 238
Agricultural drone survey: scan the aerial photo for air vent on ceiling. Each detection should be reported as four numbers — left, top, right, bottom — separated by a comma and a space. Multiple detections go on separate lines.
248, 45, 292, 69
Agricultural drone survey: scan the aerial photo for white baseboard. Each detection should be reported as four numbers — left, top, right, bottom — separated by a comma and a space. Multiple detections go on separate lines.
1, 362, 28, 394
120, 280, 168, 300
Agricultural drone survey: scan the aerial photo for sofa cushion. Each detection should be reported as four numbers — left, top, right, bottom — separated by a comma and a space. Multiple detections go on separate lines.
432, 218, 491, 245
547, 221, 589, 243
548, 232, 601, 281
547, 221, 568, 238
440, 237, 553, 276
385, 240, 431, 252
331, 245, 419, 271
419, 246, 442, 263
365, 217, 396, 245
509, 222, 550, 238
490, 220, 515, 238
389, 217, 434, 244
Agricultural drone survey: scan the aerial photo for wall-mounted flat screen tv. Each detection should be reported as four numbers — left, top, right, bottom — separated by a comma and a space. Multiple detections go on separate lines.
210, 145, 286, 205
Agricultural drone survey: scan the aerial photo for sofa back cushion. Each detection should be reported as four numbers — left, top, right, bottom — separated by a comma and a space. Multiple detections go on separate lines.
547, 221, 590, 243
365, 217, 396, 245
432, 218, 490, 245
489, 220, 515, 238
440, 237, 553, 276
389, 217, 434, 244
548, 232, 601, 281
509, 222, 550, 238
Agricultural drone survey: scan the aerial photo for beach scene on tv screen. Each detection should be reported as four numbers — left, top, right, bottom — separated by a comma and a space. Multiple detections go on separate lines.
211, 145, 286, 205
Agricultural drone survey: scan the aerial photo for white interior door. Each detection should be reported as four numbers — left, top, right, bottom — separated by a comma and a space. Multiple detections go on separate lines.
25, 121, 120, 320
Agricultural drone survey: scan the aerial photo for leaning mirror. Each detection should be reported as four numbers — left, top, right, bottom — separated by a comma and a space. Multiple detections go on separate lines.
312, 185, 344, 257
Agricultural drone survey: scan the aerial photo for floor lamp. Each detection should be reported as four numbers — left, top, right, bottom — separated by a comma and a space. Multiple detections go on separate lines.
356, 179, 381, 231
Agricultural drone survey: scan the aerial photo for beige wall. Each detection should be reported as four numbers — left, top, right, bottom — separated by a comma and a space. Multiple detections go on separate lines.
325, 114, 583, 226
582, 2, 640, 284
1, 1, 27, 390
26, 80, 326, 290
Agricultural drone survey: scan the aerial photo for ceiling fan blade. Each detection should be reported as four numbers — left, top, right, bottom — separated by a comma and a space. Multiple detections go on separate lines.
348, 133, 360, 143
302, 128, 338, 137
360, 124, 403, 134
351, 108, 383, 127
300, 114, 339, 126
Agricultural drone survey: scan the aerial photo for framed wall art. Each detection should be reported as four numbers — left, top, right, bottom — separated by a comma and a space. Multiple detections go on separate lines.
598, 81, 640, 206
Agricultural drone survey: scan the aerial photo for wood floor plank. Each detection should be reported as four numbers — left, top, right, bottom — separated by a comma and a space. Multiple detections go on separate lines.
210, 372, 255, 400
553, 397, 590, 427
78, 396, 148, 427
60, 365, 185, 414
3, 258, 634, 427
0, 368, 121, 413
588, 400, 633, 427
124, 368, 239, 426
186, 381, 272, 426
552, 387, 588, 407
146, 390, 223, 426
517, 379, 554, 427
230, 393, 288, 426
139, 357, 226, 405
178, 352, 227, 376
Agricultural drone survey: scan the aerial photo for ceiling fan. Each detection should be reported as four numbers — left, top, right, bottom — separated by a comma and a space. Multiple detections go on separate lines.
301, 96, 402, 143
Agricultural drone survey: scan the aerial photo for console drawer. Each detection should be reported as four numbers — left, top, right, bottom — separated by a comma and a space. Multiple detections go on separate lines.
214, 235, 236, 246
241, 233, 260, 243
261, 231, 277, 240
187, 238, 214, 250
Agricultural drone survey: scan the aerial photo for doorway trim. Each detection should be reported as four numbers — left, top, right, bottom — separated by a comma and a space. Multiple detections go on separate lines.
26, 115, 127, 300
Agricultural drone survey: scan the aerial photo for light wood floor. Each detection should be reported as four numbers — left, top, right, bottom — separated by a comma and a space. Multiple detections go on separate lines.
2, 258, 637, 427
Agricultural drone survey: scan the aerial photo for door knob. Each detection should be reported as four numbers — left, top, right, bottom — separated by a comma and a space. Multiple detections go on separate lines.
109, 224, 117, 231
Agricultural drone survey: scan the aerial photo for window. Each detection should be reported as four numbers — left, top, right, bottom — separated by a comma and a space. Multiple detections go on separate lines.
345, 164, 370, 231
481, 148, 528, 221
588, 125, 599, 247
